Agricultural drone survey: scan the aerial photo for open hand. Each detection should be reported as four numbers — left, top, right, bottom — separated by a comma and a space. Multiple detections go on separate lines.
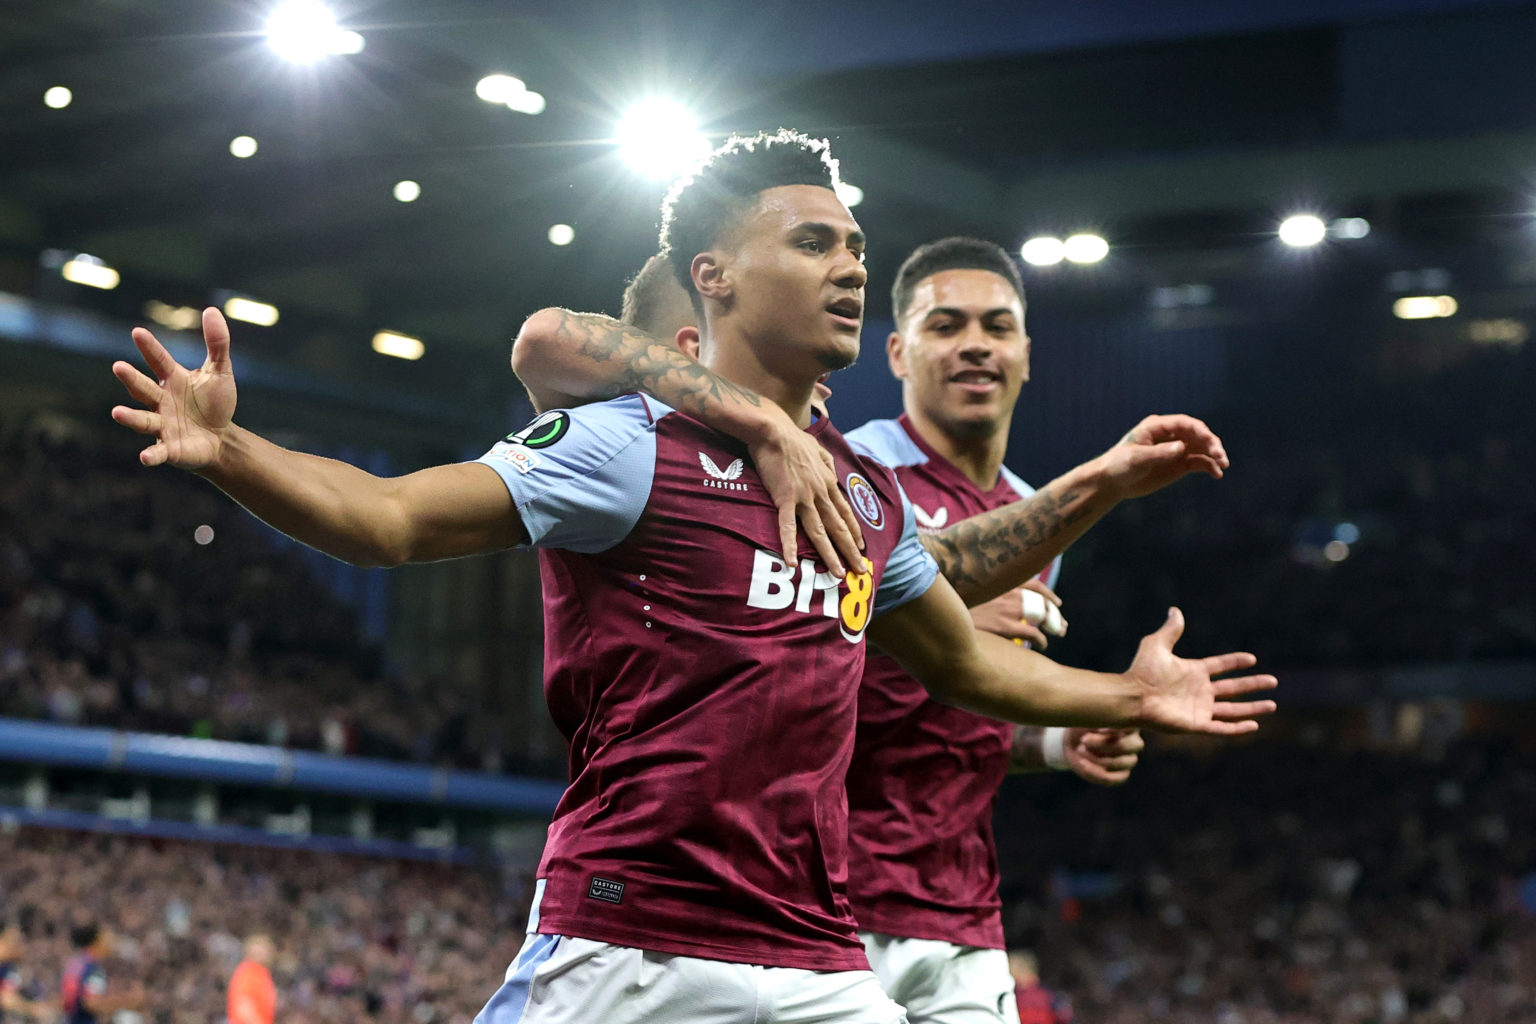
111, 307, 237, 469
1128, 607, 1277, 735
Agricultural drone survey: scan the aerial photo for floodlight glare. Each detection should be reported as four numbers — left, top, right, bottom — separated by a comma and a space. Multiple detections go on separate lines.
230, 135, 258, 159
372, 331, 425, 361
61, 256, 120, 291
547, 224, 575, 246
505, 89, 546, 116
1063, 233, 1109, 264
393, 180, 421, 203
1020, 237, 1065, 267
44, 86, 72, 109
617, 98, 710, 179
1279, 214, 1327, 247
1392, 295, 1458, 320
265, 1, 359, 63
224, 297, 280, 326
835, 181, 864, 208
476, 75, 526, 104
1331, 217, 1370, 240
144, 301, 202, 331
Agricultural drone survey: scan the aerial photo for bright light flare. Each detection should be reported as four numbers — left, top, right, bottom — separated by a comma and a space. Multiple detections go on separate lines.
144, 301, 202, 331
1063, 233, 1109, 264
44, 86, 72, 109
1020, 237, 1065, 266
224, 297, 280, 326
476, 75, 544, 115
393, 180, 420, 203
62, 256, 119, 290
617, 98, 710, 179
230, 135, 258, 159
1331, 217, 1370, 240
1279, 214, 1327, 247
1393, 295, 1458, 320
265, 1, 362, 63
372, 331, 424, 360
547, 224, 575, 246
835, 181, 864, 208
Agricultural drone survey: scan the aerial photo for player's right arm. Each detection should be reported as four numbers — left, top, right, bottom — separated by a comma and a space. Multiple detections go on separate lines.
513, 307, 865, 576
111, 308, 526, 567
868, 572, 1276, 733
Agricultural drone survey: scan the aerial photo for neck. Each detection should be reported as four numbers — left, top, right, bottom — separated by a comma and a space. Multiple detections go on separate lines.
701, 324, 819, 429
904, 399, 1009, 489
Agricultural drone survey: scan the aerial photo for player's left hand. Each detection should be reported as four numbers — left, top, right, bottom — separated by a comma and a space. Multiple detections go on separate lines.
1097, 414, 1229, 500
971, 579, 1064, 649
1063, 727, 1143, 785
1127, 607, 1277, 735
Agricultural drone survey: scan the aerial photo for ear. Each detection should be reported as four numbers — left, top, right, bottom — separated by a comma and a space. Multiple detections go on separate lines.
675, 326, 701, 360
886, 330, 908, 380
692, 251, 732, 305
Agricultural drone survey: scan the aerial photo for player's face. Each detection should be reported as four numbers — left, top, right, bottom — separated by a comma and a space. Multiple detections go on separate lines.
890, 269, 1029, 440
720, 184, 867, 376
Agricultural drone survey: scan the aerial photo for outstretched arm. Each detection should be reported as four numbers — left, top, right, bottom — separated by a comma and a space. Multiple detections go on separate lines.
111, 308, 525, 567
868, 576, 1275, 734
921, 414, 1230, 605
513, 307, 864, 575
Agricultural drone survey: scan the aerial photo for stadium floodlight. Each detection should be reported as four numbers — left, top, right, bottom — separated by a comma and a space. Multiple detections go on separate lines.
144, 301, 202, 331
392, 180, 421, 203
476, 74, 526, 104
505, 89, 546, 115
1020, 237, 1065, 267
265, 1, 362, 63
1063, 233, 1109, 264
61, 255, 120, 290
1331, 217, 1370, 240
224, 296, 280, 326
617, 98, 710, 179
835, 181, 864, 208
547, 224, 575, 246
1392, 295, 1458, 320
372, 331, 424, 360
1278, 214, 1327, 247
44, 86, 72, 109
230, 135, 258, 159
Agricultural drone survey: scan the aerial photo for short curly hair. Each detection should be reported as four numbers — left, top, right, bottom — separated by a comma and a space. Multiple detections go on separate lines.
891, 237, 1026, 326
659, 129, 843, 307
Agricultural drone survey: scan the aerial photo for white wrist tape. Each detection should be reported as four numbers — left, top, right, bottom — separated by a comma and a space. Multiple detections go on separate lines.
1041, 726, 1070, 770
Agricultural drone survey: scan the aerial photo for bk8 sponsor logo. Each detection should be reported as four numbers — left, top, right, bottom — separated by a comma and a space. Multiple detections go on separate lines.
745, 549, 874, 643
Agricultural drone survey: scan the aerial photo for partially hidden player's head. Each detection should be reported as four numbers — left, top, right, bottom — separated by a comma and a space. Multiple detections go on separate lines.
243, 933, 275, 967
660, 129, 866, 383
888, 236, 1030, 442
70, 921, 110, 957
621, 253, 699, 357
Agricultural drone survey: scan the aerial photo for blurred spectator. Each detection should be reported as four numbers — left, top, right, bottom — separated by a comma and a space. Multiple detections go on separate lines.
226, 935, 275, 1024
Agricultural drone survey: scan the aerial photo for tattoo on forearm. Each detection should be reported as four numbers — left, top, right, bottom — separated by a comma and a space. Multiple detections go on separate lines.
537, 309, 763, 417
920, 482, 1099, 594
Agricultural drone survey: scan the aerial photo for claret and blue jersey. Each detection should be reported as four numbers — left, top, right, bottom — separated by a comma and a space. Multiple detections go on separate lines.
845, 413, 1061, 951
475, 393, 939, 971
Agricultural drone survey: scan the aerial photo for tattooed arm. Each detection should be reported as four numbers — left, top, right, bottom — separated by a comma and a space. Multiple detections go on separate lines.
920, 413, 1232, 605
512, 307, 866, 575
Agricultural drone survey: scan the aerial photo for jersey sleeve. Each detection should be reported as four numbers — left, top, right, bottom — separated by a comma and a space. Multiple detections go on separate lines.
874, 479, 941, 614
474, 395, 662, 554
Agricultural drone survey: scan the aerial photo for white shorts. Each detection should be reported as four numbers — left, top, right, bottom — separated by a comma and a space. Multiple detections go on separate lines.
476, 932, 908, 1024
860, 932, 1019, 1024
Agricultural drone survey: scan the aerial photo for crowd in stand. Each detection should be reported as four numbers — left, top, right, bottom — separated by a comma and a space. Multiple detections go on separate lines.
995, 735, 1536, 1023
0, 423, 530, 775
0, 733, 1530, 1023
0, 827, 526, 1024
